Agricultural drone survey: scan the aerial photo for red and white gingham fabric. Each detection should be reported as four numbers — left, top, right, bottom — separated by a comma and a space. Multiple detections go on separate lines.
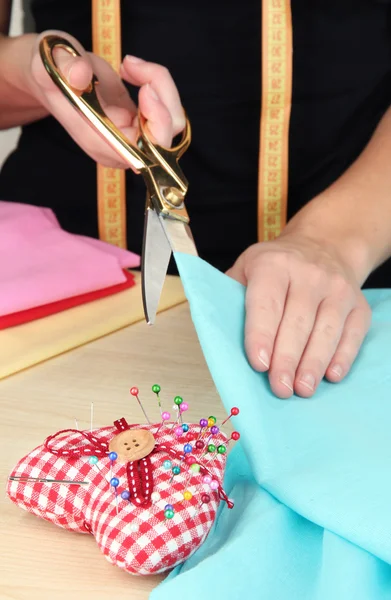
7, 421, 228, 575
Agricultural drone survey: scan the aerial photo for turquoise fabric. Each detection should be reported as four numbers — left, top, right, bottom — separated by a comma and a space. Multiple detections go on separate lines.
151, 254, 391, 600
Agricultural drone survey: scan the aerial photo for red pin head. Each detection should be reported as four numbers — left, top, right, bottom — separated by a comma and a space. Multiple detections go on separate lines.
231, 431, 240, 441
129, 387, 151, 424
221, 407, 240, 426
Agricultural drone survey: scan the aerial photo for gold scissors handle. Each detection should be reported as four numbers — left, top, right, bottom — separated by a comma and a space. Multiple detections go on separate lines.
39, 35, 191, 222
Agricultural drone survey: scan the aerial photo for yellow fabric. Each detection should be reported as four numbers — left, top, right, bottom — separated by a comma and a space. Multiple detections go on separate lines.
0, 273, 186, 380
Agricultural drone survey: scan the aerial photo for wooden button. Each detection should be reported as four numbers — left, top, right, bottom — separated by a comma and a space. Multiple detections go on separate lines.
109, 429, 155, 463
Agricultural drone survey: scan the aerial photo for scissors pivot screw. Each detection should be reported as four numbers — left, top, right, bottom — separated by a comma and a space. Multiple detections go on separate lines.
163, 187, 185, 207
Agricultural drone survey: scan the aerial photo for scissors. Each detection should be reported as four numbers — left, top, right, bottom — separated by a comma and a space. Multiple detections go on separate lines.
39, 35, 197, 325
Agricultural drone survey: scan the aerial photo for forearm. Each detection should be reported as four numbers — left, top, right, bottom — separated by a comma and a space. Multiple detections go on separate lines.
0, 33, 48, 129
286, 105, 391, 284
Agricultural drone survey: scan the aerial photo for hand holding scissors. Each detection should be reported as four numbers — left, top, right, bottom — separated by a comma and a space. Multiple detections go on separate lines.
40, 34, 197, 325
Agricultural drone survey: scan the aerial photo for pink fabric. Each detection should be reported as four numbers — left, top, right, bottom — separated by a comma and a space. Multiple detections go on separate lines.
0, 201, 140, 316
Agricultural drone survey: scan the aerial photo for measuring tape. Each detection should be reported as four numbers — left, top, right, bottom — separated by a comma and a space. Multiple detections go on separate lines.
92, 0, 127, 249
258, 0, 292, 241
92, 0, 293, 248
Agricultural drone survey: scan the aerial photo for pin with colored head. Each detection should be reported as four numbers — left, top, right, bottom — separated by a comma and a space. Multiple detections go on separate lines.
108, 451, 117, 484
227, 431, 241, 446
164, 504, 175, 520
221, 407, 240, 426
169, 464, 181, 484
88, 455, 109, 482
199, 493, 211, 507
152, 384, 162, 416
174, 396, 184, 424
183, 461, 200, 490
197, 418, 208, 441
110, 476, 120, 514
202, 443, 216, 458
206, 425, 220, 445
155, 410, 171, 436
130, 387, 151, 424
174, 426, 184, 438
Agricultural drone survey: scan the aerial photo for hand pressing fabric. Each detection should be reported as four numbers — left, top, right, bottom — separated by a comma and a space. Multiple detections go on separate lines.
227, 228, 371, 399
228, 105, 391, 399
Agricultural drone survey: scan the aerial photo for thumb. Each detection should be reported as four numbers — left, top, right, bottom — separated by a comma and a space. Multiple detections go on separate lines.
31, 31, 93, 92
226, 254, 247, 286
52, 48, 92, 90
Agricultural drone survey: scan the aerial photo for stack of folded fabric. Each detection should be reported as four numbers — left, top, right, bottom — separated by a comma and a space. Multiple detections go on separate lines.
0, 201, 140, 329
0, 201, 186, 379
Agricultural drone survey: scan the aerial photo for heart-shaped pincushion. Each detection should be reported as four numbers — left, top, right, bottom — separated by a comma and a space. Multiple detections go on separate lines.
7, 418, 230, 575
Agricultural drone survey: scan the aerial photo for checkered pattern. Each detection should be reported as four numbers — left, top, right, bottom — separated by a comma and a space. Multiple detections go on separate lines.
7, 422, 228, 575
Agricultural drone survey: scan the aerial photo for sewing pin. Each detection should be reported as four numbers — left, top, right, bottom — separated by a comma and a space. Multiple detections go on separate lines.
9, 476, 90, 486
205, 425, 220, 445
197, 419, 208, 441
130, 387, 151, 424
110, 477, 120, 514
220, 407, 240, 426
199, 493, 211, 508
179, 402, 189, 427
152, 384, 163, 416
155, 411, 171, 436
226, 431, 241, 446
108, 451, 117, 487
174, 396, 184, 424
74, 418, 79, 430
169, 465, 181, 484
183, 461, 200, 490
88, 455, 110, 483
90, 402, 94, 433
164, 504, 175, 520
202, 444, 216, 459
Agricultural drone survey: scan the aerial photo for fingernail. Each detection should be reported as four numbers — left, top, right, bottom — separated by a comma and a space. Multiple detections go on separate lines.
258, 349, 270, 369
299, 373, 315, 392
279, 375, 293, 393
146, 83, 159, 101
330, 364, 343, 378
125, 55, 144, 64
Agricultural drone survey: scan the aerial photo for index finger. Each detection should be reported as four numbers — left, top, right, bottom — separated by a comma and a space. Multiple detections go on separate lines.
244, 262, 289, 373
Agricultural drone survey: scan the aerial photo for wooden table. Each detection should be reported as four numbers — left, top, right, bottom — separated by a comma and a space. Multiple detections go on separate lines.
0, 304, 225, 600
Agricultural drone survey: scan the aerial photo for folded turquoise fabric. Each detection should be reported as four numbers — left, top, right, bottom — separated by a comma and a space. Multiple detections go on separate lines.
151, 254, 391, 600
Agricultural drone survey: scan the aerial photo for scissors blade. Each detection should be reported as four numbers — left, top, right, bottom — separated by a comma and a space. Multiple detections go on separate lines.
142, 207, 173, 325
159, 218, 198, 258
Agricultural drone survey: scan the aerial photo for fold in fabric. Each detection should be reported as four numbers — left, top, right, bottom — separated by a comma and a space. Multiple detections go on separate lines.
0, 201, 140, 315
0, 270, 136, 330
0, 272, 186, 380
152, 254, 391, 600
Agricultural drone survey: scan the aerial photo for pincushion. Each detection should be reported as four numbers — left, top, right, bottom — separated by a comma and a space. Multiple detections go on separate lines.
7, 414, 234, 575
